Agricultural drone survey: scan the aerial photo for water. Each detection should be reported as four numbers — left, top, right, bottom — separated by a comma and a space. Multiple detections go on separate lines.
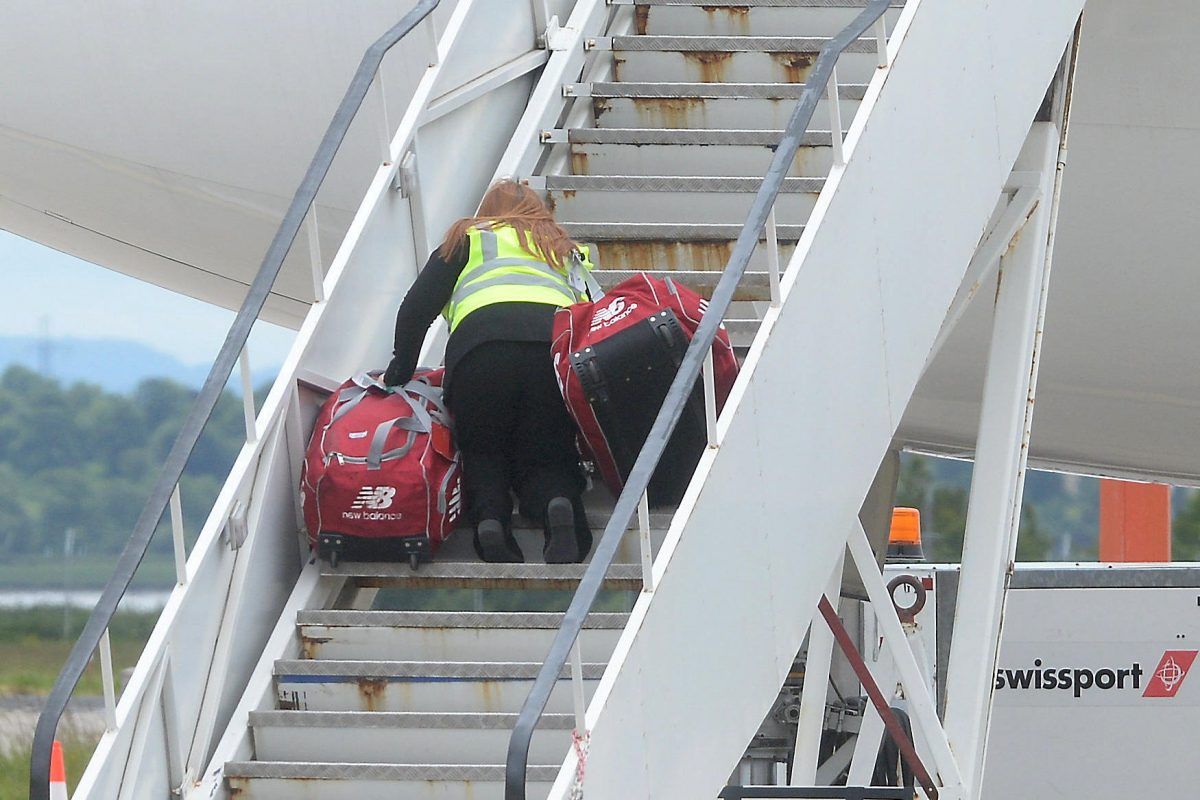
0, 589, 171, 612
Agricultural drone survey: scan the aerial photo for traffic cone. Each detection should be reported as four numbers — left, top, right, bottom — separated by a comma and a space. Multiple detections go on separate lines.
50, 740, 68, 800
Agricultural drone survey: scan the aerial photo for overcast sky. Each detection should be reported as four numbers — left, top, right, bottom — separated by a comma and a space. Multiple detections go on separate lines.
0, 230, 295, 367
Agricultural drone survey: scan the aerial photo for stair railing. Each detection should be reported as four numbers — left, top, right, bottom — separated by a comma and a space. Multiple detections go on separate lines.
28, 2, 442, 796
505, 2, 894, 797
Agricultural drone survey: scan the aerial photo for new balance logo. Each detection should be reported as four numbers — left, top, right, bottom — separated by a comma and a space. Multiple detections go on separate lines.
446, 481, 463, 524
351, 486, 396, 510
1143, 650, 1198, 698
589, 296, 638, 331
592, 297, 626, 324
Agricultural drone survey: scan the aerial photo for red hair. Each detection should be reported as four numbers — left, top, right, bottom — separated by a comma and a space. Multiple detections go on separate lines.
439, 179, 579, 268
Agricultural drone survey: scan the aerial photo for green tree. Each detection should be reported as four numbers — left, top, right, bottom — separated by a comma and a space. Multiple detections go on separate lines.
1015, 502, 1052, 561
0, 365, 254, 571
896, 455, 933, 510
1173, 491, 1200, 560
927, 485, 968, 562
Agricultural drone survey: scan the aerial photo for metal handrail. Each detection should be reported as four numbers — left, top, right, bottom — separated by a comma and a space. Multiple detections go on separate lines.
504, 2, 893, 797
28, 2, 440, 796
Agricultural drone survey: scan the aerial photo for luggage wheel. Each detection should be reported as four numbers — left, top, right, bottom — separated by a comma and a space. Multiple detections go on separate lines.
317, 532, 346, 569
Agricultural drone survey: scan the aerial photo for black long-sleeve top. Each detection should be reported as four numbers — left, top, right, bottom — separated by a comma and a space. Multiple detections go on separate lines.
387, 242, 561, 388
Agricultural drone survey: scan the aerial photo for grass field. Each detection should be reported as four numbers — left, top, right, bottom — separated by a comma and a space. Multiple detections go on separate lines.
0, 734, 97, 797
0, 638, 149, 697
0, 606, 155, 695
0, 556, 177, 591
0, 607, 157, 794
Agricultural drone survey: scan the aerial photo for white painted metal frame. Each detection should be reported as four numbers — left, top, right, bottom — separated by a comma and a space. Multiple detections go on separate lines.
552, 0, 1086, 793
791, 554, 844, 785
941, 122, 1062, 798
846, 523, 964, 796
494, 0, 615, 180
73, 0, 561, 794
790, 123, 1062, 798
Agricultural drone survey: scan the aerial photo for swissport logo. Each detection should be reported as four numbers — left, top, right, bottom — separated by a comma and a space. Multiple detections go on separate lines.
995, 649, 1198, 701
1143, 650, 1199, 698
351, 486, 396, 510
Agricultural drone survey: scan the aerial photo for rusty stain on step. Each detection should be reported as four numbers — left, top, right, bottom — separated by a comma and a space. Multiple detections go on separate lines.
634, 4, 650, 35
681, 51, 734, 83
702, 5, 752, 36
357, 677, 389, 712
773, 52, 817, 83
630, 97, 709, 129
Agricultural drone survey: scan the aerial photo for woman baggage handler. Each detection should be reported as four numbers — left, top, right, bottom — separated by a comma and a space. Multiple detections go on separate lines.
384, 180, 597, 564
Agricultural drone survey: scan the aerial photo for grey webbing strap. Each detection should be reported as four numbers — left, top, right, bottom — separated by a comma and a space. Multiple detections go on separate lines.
397, 387, 433, 433
570, 251, 604, 302
404, 380, 449, 423
365, 387, 434, 469
330, 371, 387, 424
354, 372, 385, 390
330, 391, 365, 425
367, 420, 417, 470
436, 458, 459, 514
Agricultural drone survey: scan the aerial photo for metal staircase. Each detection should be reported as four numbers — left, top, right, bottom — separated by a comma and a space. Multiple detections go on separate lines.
218, 5, 892, 796
218, 513, 661, 798
163, 5, 880, 798
36, 1, 1088, 799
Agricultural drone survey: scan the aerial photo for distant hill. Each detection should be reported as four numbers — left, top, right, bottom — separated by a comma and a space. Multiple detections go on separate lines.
0, 336, 278, 393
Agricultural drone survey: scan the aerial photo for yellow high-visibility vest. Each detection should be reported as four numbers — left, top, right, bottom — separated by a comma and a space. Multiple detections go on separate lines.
443, 224, 597, 332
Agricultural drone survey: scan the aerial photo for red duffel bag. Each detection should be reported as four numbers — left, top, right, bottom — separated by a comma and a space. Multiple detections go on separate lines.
301, 370, 462, 569
551, 273, 738, 504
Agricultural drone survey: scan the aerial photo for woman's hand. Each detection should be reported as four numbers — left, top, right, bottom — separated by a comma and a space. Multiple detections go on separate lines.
383, 357, 411, 387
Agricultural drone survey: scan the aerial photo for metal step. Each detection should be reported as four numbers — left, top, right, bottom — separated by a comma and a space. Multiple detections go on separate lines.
724, 318, 761, 348
224, 762, 558, 800
567, 221, 800, 272
564, 128, 834, 145
545, 175, 822, 225
610, 42, 880, 84
592, 239, 796, 272
296, 610, 627, 662
570, 81, 867, 100
591, 95, 858, 131
565, 221, 804, 241
594, 269, 772, 302
569, 141, 832, 177
249, 710, 575, 765
440, 517, 669, 565
602, 34, 873, 52
617, 1, 903, 38
610, 0, 898, 3
320, 560, 643, 590
562, 130, 836, 178
274, 659, 604, 714
581, 85, 863, 130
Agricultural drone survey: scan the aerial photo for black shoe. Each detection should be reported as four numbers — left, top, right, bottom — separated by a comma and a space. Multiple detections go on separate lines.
475, 519, 523, 563
544, 497, 580, 564
573, 501, 594, 561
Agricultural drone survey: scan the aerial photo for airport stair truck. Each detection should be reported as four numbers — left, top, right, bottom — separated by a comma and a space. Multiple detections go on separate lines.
30, 1, 1086, 799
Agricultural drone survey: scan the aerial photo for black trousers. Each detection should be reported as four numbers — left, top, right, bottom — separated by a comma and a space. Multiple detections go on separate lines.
447, 341, 585, 527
